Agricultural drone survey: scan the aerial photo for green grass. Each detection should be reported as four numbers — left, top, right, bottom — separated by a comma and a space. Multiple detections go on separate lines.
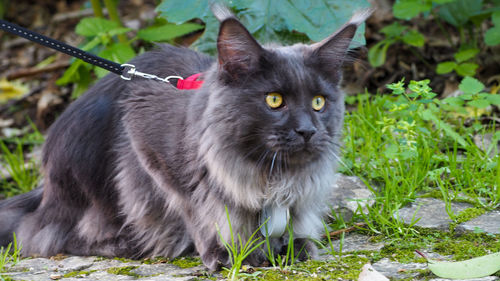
339, 79, 499, 239
0, 234, 21, 277
0, 121, 43, 198
217, 206, 266, 281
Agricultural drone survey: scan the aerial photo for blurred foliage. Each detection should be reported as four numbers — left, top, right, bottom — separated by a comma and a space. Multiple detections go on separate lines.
58, 2, 203, 97
369, 0, 500, 78
157, 0, 370, 54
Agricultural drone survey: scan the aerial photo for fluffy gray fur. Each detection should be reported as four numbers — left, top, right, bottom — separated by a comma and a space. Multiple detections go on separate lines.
0, 9, 369, 270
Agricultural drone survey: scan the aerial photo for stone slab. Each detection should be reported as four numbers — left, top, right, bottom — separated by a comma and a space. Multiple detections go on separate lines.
372, 258, 427, 279
397, 198, 472, 231
456, 210, 500, 235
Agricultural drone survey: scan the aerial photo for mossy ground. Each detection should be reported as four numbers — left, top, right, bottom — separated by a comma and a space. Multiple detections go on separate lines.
62, 270, 95, 278
106, 265, 140, 277
169, 256, 203, 268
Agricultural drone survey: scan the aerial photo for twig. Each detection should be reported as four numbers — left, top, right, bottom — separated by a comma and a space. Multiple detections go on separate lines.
415, 249, 428, 260
323, 222, 367, 238
53, 8, 108, 22
6, 61, 70, 80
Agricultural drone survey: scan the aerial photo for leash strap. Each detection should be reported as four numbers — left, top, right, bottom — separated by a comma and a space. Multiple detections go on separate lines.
0, 19, 124, 75
0, 19, 205, 89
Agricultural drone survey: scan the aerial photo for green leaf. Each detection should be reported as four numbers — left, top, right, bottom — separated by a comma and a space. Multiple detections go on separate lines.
436, 61, 457, 74
368, 39, 396, 67
459, 76, 484, 95
380, 22, 407, 37
56, 60, 85, 85
443, 97, 464, 107
157, 0, 370, 54
484, 94, 500, 105
75, 17, 121, 37
402, 29, 425, 47
432, 0, 454, 3
393, 0, 432, 20
455, 62, 478, 77
437, 0, 483, 27
137, 22, 204, 42
485, 26, 500, 46
467, 99, 490, 109
460, 94, 473, 100
453, 48, 479, 63
492, 10, 500, 26
427, 252, 500, 279
107, 27, 132, 37
384, 143, 399, 159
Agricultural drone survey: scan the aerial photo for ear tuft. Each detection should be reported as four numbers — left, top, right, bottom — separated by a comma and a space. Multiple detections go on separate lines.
309, 8, 373, 81
211, 2, 235, 22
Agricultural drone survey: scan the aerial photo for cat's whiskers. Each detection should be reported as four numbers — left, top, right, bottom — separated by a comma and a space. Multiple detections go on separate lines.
269, 151, 278, 176
241, 143, 266, 162
256, 149, 270, 173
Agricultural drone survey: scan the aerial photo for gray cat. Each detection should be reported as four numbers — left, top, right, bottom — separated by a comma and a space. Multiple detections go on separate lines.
0, 7, 369, 270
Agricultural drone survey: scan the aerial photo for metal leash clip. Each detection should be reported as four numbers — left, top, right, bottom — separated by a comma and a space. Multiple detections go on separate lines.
120, 64, 183, 84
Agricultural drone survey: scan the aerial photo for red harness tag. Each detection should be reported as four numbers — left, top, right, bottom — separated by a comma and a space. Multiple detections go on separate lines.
176, 73, 204, 90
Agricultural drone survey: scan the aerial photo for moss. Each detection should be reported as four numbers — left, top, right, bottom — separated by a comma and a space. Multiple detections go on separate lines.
112, 256, 136, 263
169, 256, 203, 268
379, 243, 425, 264
253, 255, 369, 281
62, 270, 94, 278
448, 207, 486, 231
106, 266, 140, 277
141, 256, 169, 264
433, 233, 500, 260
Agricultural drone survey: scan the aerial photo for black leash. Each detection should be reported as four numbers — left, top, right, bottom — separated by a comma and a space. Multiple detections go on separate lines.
0, 19, 125, 75
0, 19, 185, 84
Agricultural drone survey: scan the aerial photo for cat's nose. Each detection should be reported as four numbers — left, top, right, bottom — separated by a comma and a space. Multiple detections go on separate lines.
295, 127, 317, 142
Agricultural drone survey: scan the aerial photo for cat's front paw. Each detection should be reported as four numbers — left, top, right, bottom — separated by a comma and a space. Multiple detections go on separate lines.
201, 246, 230, 272
244, 249, 268, 267
294, 238, 318, 261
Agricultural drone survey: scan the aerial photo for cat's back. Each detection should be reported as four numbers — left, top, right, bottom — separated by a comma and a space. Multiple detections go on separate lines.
42, 45, 213, 201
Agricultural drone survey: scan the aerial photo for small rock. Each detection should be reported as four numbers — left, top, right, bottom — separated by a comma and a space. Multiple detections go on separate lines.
372, 258, 427, 279
57, 256, 95, 272
456, 211, 500, 235
397, 198, 471, 231
319, 233, 385, 260
131, 263, 180, 277
358, 263, 389, 281
49, 274, 62, 280
331, 174, 375, 220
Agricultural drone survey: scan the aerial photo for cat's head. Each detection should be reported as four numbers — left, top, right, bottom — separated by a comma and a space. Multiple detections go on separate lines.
205, 8, 370, 174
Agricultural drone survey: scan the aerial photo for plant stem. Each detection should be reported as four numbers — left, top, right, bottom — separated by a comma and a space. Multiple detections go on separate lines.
103, 0, 127, 43
432, 10, 454, 48
90, 0, 104, 18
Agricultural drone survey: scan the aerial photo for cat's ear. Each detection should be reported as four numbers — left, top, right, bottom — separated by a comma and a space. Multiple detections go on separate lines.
309, 9, 373, 81
216, 17, 263, 78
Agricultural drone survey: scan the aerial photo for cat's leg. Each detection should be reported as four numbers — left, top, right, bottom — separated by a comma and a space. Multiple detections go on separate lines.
186, 187, 268, 270
289, 199, 327, 261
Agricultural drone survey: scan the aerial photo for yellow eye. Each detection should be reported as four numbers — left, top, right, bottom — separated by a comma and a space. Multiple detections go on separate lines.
312, 95, 326, 111
266, 92, 283, 109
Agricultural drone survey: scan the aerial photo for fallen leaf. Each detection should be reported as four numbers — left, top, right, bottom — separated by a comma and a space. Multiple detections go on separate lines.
417, 250, 500, 279
358, 263, 389, 281
0, 78, 29, 103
